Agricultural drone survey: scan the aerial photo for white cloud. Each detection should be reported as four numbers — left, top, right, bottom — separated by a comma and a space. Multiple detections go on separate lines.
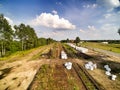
56, 2, 62, 5
79, 24, 119, 40
41, 31, 65, 40
83, 5, 90, 8
88, 25, 96, 31
79, 25, 96, 34
97, 0, 120, 9
83, 4, 97, 9
101, 24, 118, 31
93, 4, 98, 8
30, 13, 76, 30
4, 16, 15, 31
80, 29, 85, 33
79, 27, 100, 40
98, 23, 119, 39
104, 13, 112, 19
52, 10, 57, 15
4, 16, 13, 25
99, 11, 120, 23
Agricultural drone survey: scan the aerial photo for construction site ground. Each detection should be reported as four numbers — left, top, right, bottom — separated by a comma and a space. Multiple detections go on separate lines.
0, 43, 120, 90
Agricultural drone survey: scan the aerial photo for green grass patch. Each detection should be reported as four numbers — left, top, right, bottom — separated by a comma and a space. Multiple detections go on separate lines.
62, 43, 77, 58
34, 64, 54, 90
80, 42, 120, 53
30, 64, 81, 90
0, 46, 43, 61
30, 45, 52, 60
67, 76, 80, 90
49, 43, 61, 59
78, 70, 96, 90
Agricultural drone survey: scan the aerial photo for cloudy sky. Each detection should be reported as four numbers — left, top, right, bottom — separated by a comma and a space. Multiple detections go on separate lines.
0, 0, 120, 40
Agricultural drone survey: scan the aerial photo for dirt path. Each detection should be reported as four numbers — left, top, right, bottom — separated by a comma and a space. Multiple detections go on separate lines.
29, 59, 86, 90
88, 47, 120, 58
0, 60, 41, 90
1, 43, 119, 90
63, 44, 120, 90
0, 44, 53, 90
81, 49, 120, 90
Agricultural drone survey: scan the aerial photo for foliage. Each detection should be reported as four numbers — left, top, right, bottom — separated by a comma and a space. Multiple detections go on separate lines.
47, 38, 56, 44
0, 14, 14, 57
80, 42, 120, 53
61, 39, 67, 43
66, 38, 70, 43
84, 40, 120, 44
14, 24, 38, 50
74, 37, 80, 45
0, 14, 55, 57
38, 38, 47, 46
63, 44, 77, 58
61, 38, 73, 43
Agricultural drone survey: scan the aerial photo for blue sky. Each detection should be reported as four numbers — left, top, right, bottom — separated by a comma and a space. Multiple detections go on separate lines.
0, 0, 120, 40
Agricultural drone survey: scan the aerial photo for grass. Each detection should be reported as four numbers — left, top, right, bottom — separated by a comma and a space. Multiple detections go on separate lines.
63, 43, 93, 60
67, 73, 80, 90
30, 64, 81, 90
78, 69, 96, 90
80, 42, 120, 53
30, 64, 57, 90
62, 44, 77, 58
0, 46, 43, 61
30, 44, 53, 60
35, 64, 54, 90
49, 42, 62, 59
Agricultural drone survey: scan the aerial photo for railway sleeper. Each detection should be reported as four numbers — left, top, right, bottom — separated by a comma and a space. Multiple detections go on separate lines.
73, 63, 104, 90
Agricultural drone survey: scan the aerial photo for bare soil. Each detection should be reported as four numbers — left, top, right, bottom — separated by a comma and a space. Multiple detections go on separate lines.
0, 43, 120, 90
79, 49, 120, 90
29, 59, 86, 90
0, 45, 52, 90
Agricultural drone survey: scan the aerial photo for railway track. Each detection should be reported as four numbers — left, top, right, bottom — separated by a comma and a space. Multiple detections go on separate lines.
73, 63, 104, 90
62, 44, 93, 60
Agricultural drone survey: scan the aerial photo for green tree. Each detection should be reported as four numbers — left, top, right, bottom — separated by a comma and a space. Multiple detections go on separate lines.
25, 25, 38, 49
0, 14, 13, 56
66, 38, 70, 43
38, 38, 47, 46
14, 24, 38, 50
47, 38, 55, 44
14, 24, 26, 50
75, 37, 80, 45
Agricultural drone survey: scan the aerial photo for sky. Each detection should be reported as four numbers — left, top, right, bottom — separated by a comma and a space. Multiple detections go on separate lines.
0, 0, 120, 40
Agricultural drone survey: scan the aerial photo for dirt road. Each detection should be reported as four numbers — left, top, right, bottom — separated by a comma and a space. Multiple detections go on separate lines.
88, 47, 120, 58
0, 43, 120, 90
0, 44, 52, 90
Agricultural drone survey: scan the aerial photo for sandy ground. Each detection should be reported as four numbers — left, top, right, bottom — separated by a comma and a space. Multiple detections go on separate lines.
0, 57, 84, 90
0, 45, 52, 90
0, 60, 42, 90
0, 43, 120, 90
79, 49, 120, 90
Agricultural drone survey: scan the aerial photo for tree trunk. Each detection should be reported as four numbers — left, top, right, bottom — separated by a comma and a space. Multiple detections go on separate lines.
0, 51, 1, 57
3, 47, 5, 56
22, 40, 24, 51
1, 41, 4, 56
24, 42, 26, 50
1, 41, 6, 56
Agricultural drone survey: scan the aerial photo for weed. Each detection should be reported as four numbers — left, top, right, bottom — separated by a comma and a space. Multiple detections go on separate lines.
80, 42, 120, 53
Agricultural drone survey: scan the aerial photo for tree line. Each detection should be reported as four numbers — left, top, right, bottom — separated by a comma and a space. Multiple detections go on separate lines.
0, 14, 55, 57
61, 37, 80, 45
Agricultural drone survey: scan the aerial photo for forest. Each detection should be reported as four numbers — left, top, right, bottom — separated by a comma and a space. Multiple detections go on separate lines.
0, 14, 55, 57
